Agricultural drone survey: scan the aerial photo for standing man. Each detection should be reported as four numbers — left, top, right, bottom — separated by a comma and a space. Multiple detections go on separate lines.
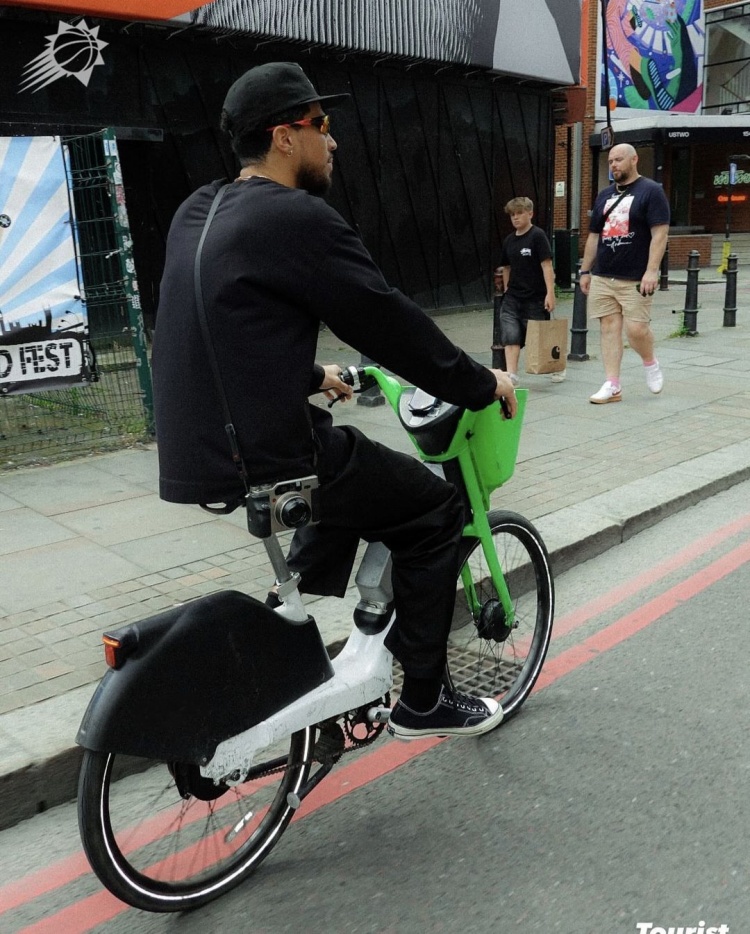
498, 197, 560, 385
152, 62, 517, 741
580, 143, 670, 404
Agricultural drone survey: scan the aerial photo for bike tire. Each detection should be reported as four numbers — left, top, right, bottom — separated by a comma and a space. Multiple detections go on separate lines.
449, 510, 554, 720
78, 726, 315, 912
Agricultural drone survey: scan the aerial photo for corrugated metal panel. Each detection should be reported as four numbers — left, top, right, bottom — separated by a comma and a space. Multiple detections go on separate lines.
192, 0, 487, 66
1, 12, 553, 315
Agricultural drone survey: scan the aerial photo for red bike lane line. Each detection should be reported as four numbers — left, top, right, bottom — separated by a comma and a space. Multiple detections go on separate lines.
551, 510, 750, 641
0, 770, 286, 916
535, 537, 750, 691
10, 738, 443, 934
6, 526, 750, 932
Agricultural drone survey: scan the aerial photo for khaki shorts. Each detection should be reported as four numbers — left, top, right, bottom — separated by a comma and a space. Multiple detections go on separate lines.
588, 275, 652, 323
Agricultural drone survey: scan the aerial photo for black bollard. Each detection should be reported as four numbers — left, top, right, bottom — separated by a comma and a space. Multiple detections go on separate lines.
723, 254, 738, 328
492, 292, 507, 370
659, 242, 669, 291
491, 267, 507, 370
568, 262, 589, 361
682, 250, 700, 335
356, 353, 385, 406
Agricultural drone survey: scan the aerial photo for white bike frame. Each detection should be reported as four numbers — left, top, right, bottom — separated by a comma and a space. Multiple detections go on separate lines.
200, 538, 395, 784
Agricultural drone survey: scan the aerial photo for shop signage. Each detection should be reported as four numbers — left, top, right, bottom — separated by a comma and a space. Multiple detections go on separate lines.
714, 169, 750, 186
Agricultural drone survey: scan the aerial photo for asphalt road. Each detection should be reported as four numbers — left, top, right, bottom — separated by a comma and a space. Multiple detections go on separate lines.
2, 482, 749, 934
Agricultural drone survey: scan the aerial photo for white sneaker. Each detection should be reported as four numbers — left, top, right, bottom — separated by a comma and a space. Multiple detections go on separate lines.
645, 361, 663, 394
550, 369, 566, 383
589, 380, 622, 404
509, 373, 520, 387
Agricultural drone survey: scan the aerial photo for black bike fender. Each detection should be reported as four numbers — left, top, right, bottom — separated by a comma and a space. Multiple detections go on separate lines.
76, 590, 333, 764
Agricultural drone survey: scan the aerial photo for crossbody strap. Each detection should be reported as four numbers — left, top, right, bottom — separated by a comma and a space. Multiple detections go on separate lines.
193, 184, 250, 492
601, 188, 629, 225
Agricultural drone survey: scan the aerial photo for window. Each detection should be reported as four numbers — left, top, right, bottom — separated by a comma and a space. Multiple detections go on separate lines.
705, 3, 750, 114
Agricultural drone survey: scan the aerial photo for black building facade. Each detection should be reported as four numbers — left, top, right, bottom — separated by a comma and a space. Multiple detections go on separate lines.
1, 6, 572, 326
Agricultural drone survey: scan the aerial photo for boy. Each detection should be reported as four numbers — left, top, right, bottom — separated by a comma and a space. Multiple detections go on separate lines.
498, 197, 562, 383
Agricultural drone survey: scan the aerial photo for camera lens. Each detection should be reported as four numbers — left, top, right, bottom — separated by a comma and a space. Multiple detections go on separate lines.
275, 493, 312, 529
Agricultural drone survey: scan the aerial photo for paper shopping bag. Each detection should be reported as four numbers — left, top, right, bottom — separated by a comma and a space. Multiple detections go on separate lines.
525, 318, 568, 374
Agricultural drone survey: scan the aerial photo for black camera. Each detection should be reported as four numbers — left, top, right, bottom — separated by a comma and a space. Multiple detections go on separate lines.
246, 475, 319, 539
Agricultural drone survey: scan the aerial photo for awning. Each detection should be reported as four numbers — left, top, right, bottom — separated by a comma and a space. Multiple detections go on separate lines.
590, 115, 750, 148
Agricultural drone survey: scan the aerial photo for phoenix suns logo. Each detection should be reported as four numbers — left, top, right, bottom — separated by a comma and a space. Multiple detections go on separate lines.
19, 19, 108, 94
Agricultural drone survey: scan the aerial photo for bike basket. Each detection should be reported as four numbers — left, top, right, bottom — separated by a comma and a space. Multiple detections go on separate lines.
467, 389, 527, 496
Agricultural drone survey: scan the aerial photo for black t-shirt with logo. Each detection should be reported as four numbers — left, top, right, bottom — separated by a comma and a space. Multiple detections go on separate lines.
589, 177, 670, 280
500, 226, 552, 300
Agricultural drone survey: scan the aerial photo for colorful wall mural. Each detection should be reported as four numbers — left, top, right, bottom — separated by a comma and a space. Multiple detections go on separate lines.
602, 0, 705, 115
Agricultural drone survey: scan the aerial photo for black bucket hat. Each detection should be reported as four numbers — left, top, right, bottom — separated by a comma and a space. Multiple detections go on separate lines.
222, 62, 349, 132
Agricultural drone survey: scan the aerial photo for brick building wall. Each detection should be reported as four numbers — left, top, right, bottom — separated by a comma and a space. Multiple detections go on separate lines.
667, 235, 714, 268
554, 0, 744, 259
553, 0, 598, 245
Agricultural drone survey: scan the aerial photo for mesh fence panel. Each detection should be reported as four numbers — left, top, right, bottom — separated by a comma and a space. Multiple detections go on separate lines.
1, 132, 151, 469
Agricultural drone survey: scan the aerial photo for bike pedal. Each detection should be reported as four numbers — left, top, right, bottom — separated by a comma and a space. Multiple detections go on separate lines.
367, 705, 392, 723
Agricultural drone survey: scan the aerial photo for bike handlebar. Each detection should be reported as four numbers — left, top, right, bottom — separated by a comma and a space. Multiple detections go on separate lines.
333, 364, 512, 419
327, 365, 381, 407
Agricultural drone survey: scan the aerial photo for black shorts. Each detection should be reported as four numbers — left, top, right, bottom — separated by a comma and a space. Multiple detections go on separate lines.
499, 294, 549, 347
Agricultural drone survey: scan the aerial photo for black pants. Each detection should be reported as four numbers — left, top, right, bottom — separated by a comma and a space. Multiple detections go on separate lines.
287, 426, 464, 679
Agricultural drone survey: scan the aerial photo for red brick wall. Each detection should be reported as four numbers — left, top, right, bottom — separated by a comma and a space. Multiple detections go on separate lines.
553, 0, 598, 248
667, 235, 714, 269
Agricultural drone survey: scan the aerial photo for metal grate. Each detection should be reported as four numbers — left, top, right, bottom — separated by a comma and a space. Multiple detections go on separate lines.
390, 649, 521, 700
446, 648, 522, 697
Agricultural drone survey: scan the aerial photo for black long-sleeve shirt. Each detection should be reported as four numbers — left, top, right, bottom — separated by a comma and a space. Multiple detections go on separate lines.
152, 178, 496, 504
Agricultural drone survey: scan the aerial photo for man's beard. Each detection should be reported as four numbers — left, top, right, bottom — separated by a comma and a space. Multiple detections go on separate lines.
297, 163, 332, 197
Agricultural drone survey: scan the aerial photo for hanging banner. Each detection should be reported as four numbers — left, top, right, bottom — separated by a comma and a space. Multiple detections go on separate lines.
0, 136, 92, 395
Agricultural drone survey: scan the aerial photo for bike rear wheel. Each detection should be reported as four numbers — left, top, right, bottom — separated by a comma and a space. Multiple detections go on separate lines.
449, 510, 554, 720
78, 727, 314, 912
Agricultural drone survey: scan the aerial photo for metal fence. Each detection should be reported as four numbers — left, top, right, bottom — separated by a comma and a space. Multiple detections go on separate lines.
0, 131, 153, 470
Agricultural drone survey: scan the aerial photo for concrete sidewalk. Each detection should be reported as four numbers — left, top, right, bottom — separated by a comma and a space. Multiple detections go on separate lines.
2, 273, 750, 828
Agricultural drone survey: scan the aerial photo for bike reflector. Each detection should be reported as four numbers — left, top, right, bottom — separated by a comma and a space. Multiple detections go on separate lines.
102, 635, 123, 669
102, 630, 137, 669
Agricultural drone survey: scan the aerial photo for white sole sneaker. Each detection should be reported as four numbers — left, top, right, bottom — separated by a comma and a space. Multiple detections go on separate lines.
589, 381, 622, 404
645, 362, 663, 394
386, 693, 504, 740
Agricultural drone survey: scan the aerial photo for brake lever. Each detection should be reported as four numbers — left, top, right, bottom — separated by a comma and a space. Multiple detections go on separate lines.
327, 367, 376, 407
500, 395, 513, 419
327, 393, 348, 408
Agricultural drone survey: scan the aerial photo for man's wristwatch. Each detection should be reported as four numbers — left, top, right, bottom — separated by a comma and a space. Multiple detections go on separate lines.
579, 270, 591, 275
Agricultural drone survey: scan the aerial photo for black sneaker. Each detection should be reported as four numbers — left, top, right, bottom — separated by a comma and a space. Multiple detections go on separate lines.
386, 686, 504, 740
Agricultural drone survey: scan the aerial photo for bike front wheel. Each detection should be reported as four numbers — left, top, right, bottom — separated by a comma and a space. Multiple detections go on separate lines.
78, 727, 315, 912
449, 510, 554, 720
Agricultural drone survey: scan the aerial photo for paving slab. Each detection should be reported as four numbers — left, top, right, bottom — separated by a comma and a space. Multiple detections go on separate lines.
1, 540, 148, 615
0, 462, 152, 516
109, 520, 264, 572
53, 495, 215, 547
0, 508, 78, 555
87, 447, 161, 489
